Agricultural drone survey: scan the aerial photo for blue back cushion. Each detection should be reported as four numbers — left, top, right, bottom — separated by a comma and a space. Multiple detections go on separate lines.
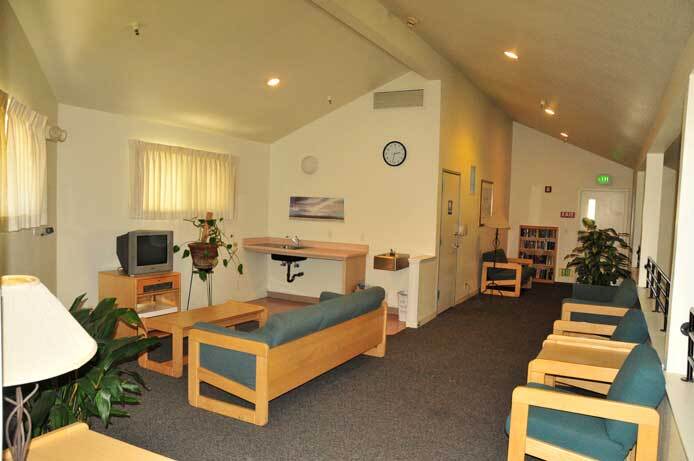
319, 291, 343, 302
482, 249, 507, 263
612, 278, 638, 307
317, 287, 385, 329
605, 345, 665, 450
264, 303, 324, 345
611, 309, 649, 343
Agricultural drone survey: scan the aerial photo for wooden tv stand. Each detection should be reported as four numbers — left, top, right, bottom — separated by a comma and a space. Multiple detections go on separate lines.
98, 270, 181, 338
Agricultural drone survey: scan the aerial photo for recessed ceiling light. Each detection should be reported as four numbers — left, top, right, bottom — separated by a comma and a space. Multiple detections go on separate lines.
504, 50, 519, 60
267, 78, 280, 87
544, 107, 556, 116
560, 132, 568, 138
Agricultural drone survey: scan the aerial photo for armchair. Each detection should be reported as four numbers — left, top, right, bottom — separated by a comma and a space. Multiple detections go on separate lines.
507, 344, 665, 461
480, 249, 535, 298
551, 308, 649, 344
561, 278, 639, 325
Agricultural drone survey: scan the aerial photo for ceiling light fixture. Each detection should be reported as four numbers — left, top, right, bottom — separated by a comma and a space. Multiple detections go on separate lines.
267, 78, 280, 87
540, 100, 556, 116
504, 50, 518, 60
560, 132, 568, 138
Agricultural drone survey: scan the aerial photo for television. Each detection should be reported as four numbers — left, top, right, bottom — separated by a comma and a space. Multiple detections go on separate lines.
116, 230, 174, 276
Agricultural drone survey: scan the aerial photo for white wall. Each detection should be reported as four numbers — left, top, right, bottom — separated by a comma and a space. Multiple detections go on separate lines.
438, 74, 513, 301
0, 0, 58, 290
508, 123, 634, 283
630, 170, 645, 267
56, 104, 270, 308
658, 166, 678, 275
639, 153, 664, 287
267, 72, 441, 306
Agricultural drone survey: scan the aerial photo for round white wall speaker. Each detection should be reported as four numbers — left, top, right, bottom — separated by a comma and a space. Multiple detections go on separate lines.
301, 155, 319, 174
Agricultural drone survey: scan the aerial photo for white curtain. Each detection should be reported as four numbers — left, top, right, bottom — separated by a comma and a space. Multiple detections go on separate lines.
1, 96, 48, 232
129, 140, 236, 220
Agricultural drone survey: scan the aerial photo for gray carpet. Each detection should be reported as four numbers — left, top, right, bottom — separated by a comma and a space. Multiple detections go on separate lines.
95, 284, 569, 460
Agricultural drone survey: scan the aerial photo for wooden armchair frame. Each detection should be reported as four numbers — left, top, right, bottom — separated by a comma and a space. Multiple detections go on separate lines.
188, 302, 387, 426
528, 339, 631, 395
507, 386, 659, 461
481, 258, 533, 298
561, 302, 630, 323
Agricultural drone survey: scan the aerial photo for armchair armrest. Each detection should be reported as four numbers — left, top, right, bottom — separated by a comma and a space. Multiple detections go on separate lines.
508, 386, 659, 461
552, 319, 617, 337
482, 261, 522, 271
188, 328, 269, 358
507, 257, 533, 265
545, 334, 637, 351
561, 302, 629, 322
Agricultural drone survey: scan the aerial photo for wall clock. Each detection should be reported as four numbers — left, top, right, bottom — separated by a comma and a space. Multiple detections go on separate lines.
382, 141, 407, 167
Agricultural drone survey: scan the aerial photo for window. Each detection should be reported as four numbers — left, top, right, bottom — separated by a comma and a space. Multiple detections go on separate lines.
0, 91, 49, 232
586, 198, 596, 220
129, 140, 236, 220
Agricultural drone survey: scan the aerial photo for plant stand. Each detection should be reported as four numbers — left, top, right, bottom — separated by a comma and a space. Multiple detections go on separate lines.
187, 268, 214, 310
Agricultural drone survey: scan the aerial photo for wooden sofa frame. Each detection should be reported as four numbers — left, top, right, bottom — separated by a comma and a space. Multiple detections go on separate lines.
561, 302, 630, 324
188, 301, 387, 426
480, 257, 534, 298
507, 386, 659, 461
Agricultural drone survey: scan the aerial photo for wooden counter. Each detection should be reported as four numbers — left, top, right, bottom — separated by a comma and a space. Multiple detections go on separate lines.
243, 237, 368, 294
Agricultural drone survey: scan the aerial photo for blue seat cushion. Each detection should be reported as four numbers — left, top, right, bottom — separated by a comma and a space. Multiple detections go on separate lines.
605, 345, 665, 450
611, 309, 649, 343
196, 322, 274, 390
505, 383, 628, 461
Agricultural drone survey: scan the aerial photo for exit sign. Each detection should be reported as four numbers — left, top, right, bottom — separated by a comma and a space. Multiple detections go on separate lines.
596, 174, 611, 185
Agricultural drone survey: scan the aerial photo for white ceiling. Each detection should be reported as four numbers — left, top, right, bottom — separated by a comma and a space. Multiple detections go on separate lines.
8, 0, 407, 142
380, 0, 694, 167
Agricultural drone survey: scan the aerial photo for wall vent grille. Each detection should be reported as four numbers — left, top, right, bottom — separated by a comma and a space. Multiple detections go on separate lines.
373, 89, 424, 109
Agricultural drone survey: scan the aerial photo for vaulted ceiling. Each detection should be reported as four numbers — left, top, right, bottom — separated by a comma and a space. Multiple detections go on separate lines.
380, 0, 694, 167
8, 0, 407, 142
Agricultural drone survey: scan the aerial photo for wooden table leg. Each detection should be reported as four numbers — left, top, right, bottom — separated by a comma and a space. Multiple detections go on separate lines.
171, 327, 184, 378
258, 308, 268, 327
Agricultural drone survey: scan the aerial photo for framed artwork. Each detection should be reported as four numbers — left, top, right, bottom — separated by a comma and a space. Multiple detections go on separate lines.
289, 196, 344, 221
479, 180, 494, 226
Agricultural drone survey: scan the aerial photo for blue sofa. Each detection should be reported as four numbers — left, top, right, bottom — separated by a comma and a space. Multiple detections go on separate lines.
187, 287, 387, 425
561, 278, 640, 326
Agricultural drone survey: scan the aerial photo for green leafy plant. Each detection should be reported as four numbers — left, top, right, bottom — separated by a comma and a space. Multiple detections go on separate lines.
173, 215, 243, 281
564, 218, 632, 285
28, 295, 159, 435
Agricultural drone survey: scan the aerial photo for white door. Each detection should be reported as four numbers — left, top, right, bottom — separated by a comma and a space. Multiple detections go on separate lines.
437, 171, 461, 312
579, 189, 630, 237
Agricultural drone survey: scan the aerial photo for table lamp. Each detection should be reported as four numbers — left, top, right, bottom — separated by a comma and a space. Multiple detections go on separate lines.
2, 275, 97, 461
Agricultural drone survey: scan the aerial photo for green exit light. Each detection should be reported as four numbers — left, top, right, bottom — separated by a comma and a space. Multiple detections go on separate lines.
596, 174, 611, 185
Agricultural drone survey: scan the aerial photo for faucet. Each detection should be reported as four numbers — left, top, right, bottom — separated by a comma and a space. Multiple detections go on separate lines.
285, 235, 301, 248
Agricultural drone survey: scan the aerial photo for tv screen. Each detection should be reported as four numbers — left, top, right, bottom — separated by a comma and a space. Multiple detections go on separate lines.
137, 234, 169, 266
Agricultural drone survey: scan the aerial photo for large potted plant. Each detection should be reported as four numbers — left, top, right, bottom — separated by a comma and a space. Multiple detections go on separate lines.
564, 218, 632, 285
28, 295, 159, 434
173, 212, 243, 281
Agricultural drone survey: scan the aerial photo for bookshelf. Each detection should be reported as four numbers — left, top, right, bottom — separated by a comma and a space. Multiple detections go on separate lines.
518, 225, 558, 284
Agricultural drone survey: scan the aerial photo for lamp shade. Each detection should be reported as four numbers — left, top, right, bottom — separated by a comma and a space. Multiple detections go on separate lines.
1, 275, 97, 387
485, 214, 510, 229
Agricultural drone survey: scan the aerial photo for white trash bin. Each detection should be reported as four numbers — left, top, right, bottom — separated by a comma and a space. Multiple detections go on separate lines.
397, 290, 408, 322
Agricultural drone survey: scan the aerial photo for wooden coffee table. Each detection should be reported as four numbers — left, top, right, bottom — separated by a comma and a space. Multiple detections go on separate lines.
138, 301, 267, 378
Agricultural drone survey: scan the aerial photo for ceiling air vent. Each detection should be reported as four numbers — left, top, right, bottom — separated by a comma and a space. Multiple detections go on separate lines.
373, 89, 424, 109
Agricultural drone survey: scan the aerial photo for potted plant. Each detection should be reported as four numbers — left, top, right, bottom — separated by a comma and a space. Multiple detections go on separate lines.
28, 295, 159, 434
564, 218, 632, 286
173, 212, 243, 281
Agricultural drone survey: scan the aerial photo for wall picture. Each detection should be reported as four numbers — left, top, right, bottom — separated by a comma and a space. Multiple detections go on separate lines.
289, 196, 345, 221
479, 180, 494, 226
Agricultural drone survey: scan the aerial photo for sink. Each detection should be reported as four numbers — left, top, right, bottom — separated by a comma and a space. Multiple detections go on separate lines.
271, 253, 307, 263
262, 243, 308, 250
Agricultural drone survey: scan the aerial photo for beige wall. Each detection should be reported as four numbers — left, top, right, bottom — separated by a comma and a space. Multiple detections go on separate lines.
0, 0, 58, 289
658, 166, 678, 275
267, 72, 441, 306
508, 123, 634, 283
438, 75, 513, 301
56, 104, 271, 308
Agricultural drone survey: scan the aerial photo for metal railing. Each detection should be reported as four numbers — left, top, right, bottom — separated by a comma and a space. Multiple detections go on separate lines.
645, 257, 670, 332
684, 308, 694, 383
